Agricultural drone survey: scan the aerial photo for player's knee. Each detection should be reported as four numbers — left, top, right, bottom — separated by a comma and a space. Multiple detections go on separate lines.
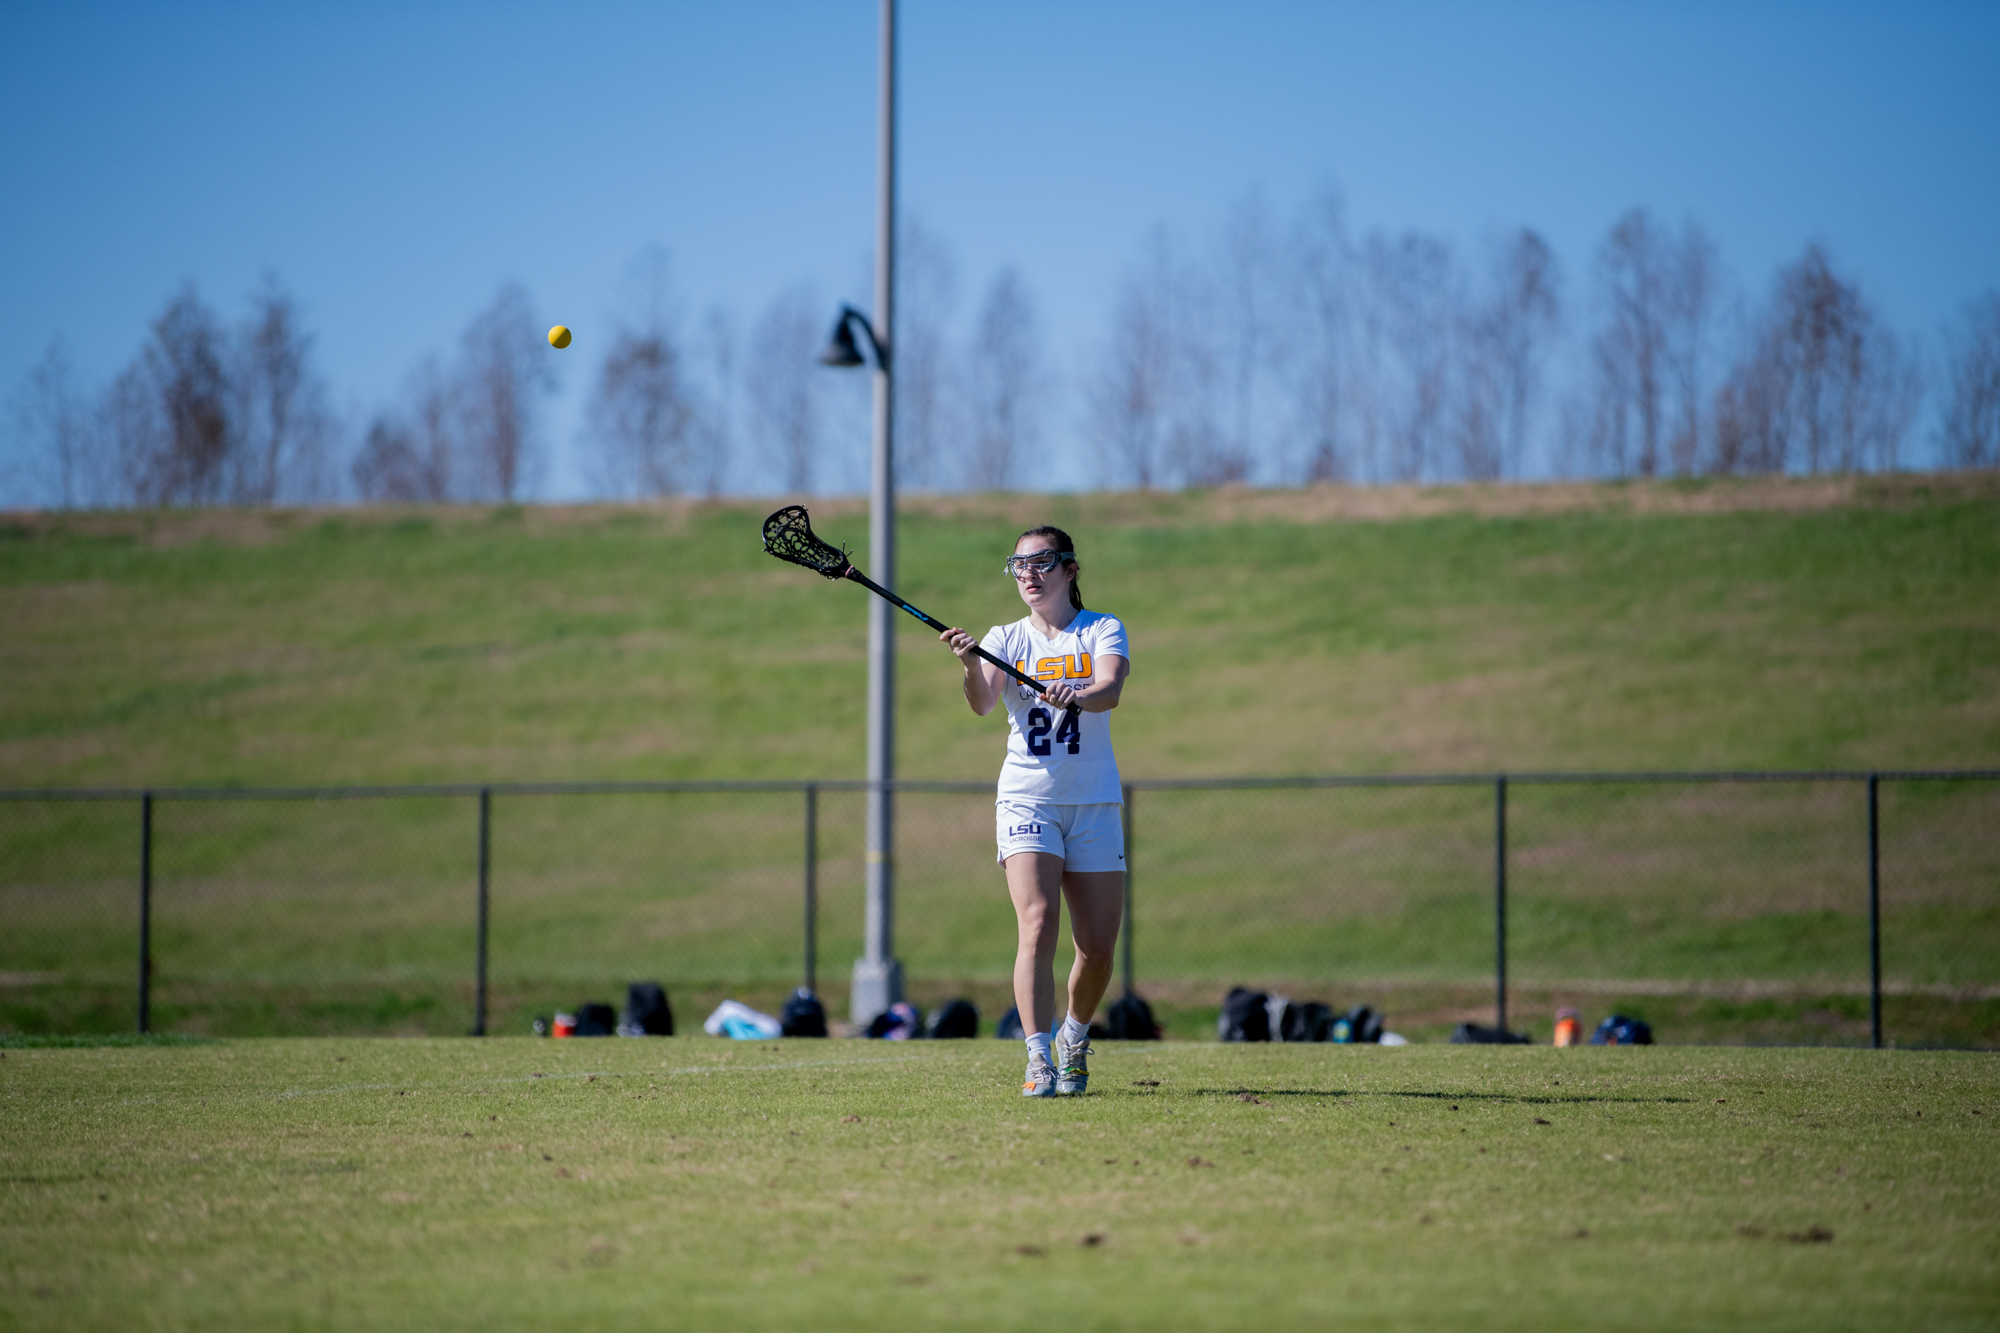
1071, 937, 1116, 969
1014, 902, 1057, 946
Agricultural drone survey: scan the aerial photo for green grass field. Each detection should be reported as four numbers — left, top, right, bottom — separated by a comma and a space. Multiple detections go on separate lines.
2, 1037, 1996, 1331
3, 476, 1997, 1044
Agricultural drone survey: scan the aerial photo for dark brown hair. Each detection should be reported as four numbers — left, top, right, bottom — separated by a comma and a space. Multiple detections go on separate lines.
1016, 525, 1083, 609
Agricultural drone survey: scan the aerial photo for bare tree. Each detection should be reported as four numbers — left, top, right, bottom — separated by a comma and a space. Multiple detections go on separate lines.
407, 357, 458, 500
588, 246, 696, 496
459, 283, 551, 501
1938, 290, 2000, 469
967, 266, 1041, 491
1586, 209, 1725, 477
100, 285, 234, 506
1086, 249, 1176, 490
352, 356, 458, 503
1586, 211, 1670, 477
350, 417, 424, 502
690, 306, 737, 497
1152, 243, 1228, 488
7, 340, 106, 508
748, 284, 824, 493
1289, 185, 1355, 483
1712, 245, 1921, 474
1661, 224, 1721, 475
1359, 230, 1457, 483
233, 276, 334, 503
591, 328, 693, 496
1454, 322, 1506, 482
588, 253, 694, 500
893, 215, 961, 490
1458, 229, 1562, 481
1211, 189, 1282, 484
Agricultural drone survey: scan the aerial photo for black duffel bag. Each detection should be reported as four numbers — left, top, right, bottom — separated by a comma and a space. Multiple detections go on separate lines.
780, 988, 828, 1038
1283, 1001, 1337, 1043
1104, 991, 1163, 1041
618, 982, 675, 1037
926, 998, 980, 1039
572, 1002, 617, 1037
1218, 987, 1271, 1042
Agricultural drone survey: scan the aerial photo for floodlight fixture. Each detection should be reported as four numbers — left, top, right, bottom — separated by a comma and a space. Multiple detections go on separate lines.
818, 305, 888, 370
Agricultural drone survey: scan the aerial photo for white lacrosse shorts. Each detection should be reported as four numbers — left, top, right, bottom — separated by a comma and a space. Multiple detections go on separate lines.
995, 799, 1126, 873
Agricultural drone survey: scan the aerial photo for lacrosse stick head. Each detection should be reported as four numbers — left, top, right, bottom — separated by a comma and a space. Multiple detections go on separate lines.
761, 504, 852, 580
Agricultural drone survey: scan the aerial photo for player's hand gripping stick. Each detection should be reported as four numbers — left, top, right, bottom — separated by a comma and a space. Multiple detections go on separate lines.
761, 504, 1081, 720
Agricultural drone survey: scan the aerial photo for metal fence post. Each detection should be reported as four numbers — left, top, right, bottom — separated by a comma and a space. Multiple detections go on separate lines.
1868, 773, 1882, 1050
137, 790, 153, 1034
1494, 775, 1508, 1034
804, 783, 818, 994
1120, 784, 1135, 997
474, 787, 491, 1036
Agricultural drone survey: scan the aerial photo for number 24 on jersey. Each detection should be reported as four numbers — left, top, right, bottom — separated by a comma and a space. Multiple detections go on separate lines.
1025, 707, 1080, 757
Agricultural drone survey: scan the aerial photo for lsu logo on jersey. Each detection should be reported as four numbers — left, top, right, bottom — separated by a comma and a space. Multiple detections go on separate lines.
1014, 653, 1092, 682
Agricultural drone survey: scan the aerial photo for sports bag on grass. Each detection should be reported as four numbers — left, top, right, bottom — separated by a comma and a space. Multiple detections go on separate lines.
780, 988, 828, 1038
618, 982, 674, 1037
1332, 1004, 1384, 1044
1105, 991, 1163, 1041
926, 998, 980, 1039
1589, 1014, 1654, 1045
1283, 1001, 1337, 1043
572, 1003, 617, 1037
1219, 988, 1271, 1042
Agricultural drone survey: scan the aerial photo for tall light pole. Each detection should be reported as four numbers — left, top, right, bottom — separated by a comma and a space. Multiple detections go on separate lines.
820, 0, 901, 1026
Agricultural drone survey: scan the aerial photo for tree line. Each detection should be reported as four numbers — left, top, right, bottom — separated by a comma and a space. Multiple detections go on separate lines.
7, 191, 1998, 510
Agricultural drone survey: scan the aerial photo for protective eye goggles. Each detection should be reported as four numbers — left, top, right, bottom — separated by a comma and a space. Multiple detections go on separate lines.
1004, 549, 1073, 579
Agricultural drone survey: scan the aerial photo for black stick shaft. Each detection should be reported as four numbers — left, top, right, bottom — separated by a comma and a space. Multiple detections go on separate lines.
844, 566, 1079, 706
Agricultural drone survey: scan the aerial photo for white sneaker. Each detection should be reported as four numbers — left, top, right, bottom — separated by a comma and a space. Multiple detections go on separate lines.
1023, 1050, 1057, 1097
1055, 1035, 1092, 1096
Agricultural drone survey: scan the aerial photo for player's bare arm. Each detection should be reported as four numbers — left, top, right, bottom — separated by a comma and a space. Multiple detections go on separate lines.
1040, 653, 1127, 713
941, 626, 1006, 715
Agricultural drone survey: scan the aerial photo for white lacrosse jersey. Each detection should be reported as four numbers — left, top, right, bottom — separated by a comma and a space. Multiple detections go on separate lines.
980, 609, 1130, 805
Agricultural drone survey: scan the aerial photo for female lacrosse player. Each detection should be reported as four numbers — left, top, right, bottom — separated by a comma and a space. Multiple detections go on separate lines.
939, 527, 1129, 1096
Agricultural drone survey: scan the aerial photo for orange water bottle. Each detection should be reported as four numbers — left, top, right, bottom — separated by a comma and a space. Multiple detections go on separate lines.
1553, 1007, 1583, 1047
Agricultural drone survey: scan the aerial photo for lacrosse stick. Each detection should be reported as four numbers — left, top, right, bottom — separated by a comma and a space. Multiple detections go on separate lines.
761, 504, 1081, 718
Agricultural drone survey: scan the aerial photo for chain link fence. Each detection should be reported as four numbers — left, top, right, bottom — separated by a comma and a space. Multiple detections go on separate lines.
2, 772, 1994, 1046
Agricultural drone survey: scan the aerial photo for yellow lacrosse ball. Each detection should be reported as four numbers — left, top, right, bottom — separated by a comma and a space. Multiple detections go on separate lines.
548, 325, 572, 349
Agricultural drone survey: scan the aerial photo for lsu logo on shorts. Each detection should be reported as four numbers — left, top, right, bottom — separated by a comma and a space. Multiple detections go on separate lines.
994, 800, 1127, 873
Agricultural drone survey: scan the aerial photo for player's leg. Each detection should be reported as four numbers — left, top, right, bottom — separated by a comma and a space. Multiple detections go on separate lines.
1061, 869, 1124, 1027
1052, 869, 1122, 1095
1048, 802, 1126, 1095
1005, 851, 1066, 1096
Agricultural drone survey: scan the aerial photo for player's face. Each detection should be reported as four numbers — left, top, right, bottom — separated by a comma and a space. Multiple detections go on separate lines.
1011, 538, 1073, 611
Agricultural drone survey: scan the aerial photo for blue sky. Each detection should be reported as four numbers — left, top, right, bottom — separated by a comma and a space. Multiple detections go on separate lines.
3, 1, 1996, 499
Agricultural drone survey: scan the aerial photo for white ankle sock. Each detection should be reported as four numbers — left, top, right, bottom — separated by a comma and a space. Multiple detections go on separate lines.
1058, 1014, 1090, 1046
1025, 1032, 1053, 1063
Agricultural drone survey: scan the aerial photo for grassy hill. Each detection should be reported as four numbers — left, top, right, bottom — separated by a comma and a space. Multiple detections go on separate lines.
3, 472, 1997, 787
2, 475, 1996, 1044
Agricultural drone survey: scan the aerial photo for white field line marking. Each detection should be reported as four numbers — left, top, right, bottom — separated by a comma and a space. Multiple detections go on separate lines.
277, 1051, 924, 1100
